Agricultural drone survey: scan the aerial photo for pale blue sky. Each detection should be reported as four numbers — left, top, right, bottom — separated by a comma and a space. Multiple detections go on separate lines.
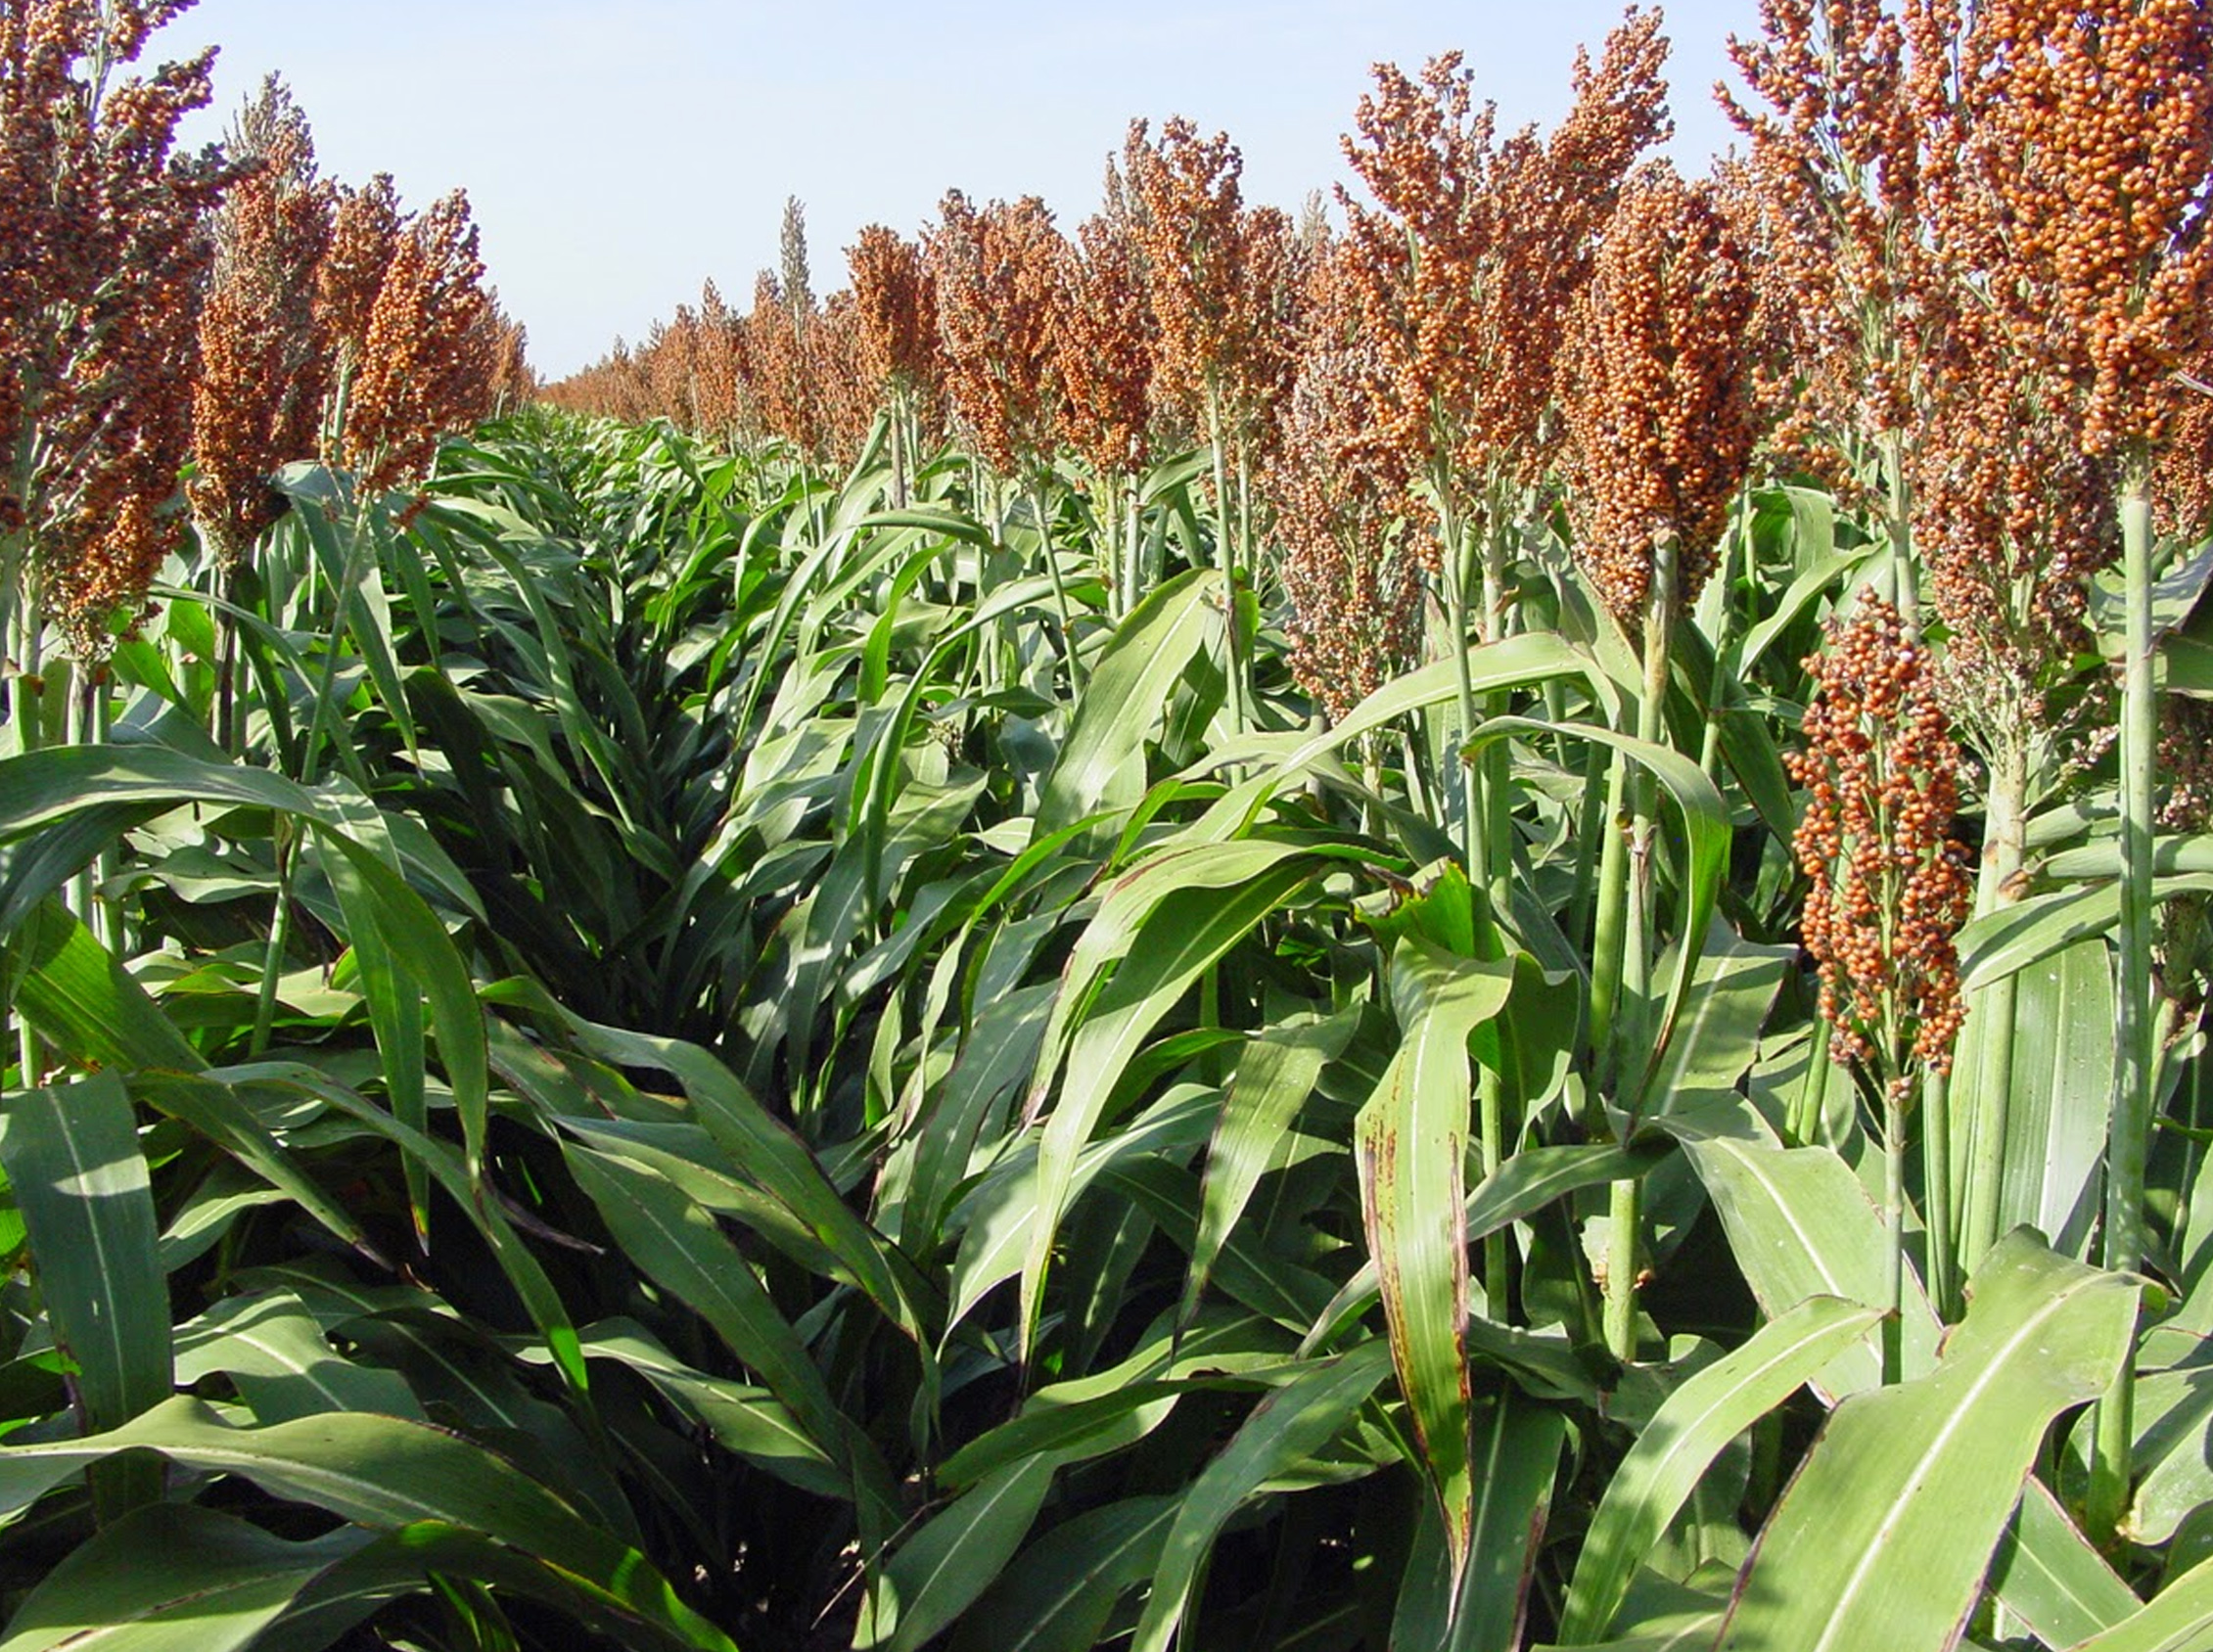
159, 1, 1765, 377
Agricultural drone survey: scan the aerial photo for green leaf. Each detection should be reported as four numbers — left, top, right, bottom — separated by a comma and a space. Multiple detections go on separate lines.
1683, 1137, 1942, 1398
1393, 1389, 1568, 1649
1304, 1142, 1667, 1354
0, 1503, 371, 1652
1127, 1341, 1394, 1652
1185, 1011, 1355, 1326
1716, 1231, 2139, 1652
1019, 842, 1320, 1354
1988, 1478, 2140, 1650
172, 1290, 425, 1424
0, 1074, 170, 1447
868, 1454, 1057, 1652
1464, 718, 1730, 1108
7, 900, 205, 1075
1357, 939, 1515, 1589
0, 1396, 735, 1651
1036, 567, 1222, 837
1558, 1296, 1883, 1643
2064, 1549, 2213, 1652
561, 1142, 847, 1467
1960, 876, 2213, 989
949, 1496, 1177, 1652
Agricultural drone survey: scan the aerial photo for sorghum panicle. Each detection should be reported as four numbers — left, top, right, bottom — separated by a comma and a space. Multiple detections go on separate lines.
848, 225, 942, 407
1054, 174, 1157, 485
1913, 0, 2213, 463
927, 190, 1066, 481
1559, 162, 1758, 623
1268, 241, 1425, 720
1337, 13, 1672, 543
749, 267, 822, 460
1123, 118, 1296, 445
314, 173, 402, 406
188, 75, 332, 566
344, 189, 498, 493
1790, 593, 1972, 1094
1, 0, 236, 652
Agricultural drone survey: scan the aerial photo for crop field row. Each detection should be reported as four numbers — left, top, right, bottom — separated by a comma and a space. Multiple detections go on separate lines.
5, 1, 2213, 1648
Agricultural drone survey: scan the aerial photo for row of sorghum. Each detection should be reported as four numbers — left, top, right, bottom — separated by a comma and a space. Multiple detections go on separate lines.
1, 0, 230, 655
2, 6, 528, 665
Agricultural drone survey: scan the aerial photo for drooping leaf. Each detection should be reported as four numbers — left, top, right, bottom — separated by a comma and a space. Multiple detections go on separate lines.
1715, 1231, 2138, 1652
1557, 1296, 1883, 1643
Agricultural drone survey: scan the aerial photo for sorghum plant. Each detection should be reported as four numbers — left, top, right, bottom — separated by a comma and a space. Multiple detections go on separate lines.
1910, 0, 2213, 1534
1267, 240, 1424, 726
1124, 116, 1299, 732
312, 172, 402, 452
926, 189, 1066, 487
343, 189, 497, 494
0, 0, 231, 671
1339, 16, 1670, 886
692, 277, 752, 443
1791, 592, 1971, 1370
188, 74, 331, 570
1055, 166, 1157, 612
926, 190, 1076, 664
848, 224, 940, 504
1558, 159, 1759, 1356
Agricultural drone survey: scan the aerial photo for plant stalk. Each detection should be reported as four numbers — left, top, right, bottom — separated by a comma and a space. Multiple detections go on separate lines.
2089, 460, 2158, 1544
1604, 533, 1678, 1361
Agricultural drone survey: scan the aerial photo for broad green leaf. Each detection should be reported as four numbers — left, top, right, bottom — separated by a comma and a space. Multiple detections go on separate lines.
0, 1396, 733, 1651
1185, 1011, 1355, 1325
948, 1496, 1176, 1652
548, 1011, 922, 1337
1304, 1142, 1668, 1354
1392, 1389, 1568, 1650
1992, 940, 2115, 1258
948, 1085, 1219, 1336
1988, 1478, 2140, 1649
172, 1290, 424, 1424
0, 1075, 169, 1452
1960, 876, 2213, 989
530, 1318, 842, 1499
0, 1502, 371, 1652
1683, 1137, 1942, 1398
7, 900, 204, 1075
1019, 843, 1320, 1354
1035, 567, 1222, 838
1465, 717, 1729, 1107
1557, 1296, 1883, 1643
131, 1073, 381, 1269
2065, 1549, 2213, 1652
1716, 1230, 2139, 1652
562, 1142, 847, 1466
867, 1454, 1057, 1652
1358, 939, 1515, 1590
1128, 1341, 1394, 1652
937, 1380, 1186, 1491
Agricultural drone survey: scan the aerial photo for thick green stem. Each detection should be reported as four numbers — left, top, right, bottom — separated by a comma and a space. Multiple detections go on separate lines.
1605, 534, 1677, 1361
1123, 478, 1143, 618
1588, 755, 1634, 1093
1441, 512, 1482, 875
1961, 740, 2029, 1275
1922, 1065, 1958, 1321
1884, 1082, 1908, 1386
1207, 393, 1246, 741
10, 599, 45, 1084
1793, 1021, 1837, 1147
1030, 479, 1083, 692
2089, 463, 2159, 1545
